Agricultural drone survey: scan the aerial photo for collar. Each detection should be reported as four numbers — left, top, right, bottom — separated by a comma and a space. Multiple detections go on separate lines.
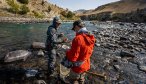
78, 27, 88, 33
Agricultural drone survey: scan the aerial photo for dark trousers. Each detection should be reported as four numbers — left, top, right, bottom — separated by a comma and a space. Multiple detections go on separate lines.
68, 70, 86, 84
47, 49, 56, 74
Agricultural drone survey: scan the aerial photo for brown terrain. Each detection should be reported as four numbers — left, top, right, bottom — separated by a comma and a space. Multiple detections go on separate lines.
77, 0, 146, 16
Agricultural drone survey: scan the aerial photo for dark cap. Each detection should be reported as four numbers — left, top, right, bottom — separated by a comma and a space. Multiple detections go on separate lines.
72, 20, 84, 30
53, 16, 61, 24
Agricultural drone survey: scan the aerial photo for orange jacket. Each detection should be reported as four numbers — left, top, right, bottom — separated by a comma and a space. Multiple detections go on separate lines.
66, 32, 95, 73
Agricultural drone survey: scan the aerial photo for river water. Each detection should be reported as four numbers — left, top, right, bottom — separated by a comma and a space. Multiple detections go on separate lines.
0, 22, 97, 58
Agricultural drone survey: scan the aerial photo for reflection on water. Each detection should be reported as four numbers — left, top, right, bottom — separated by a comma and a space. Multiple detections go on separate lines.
0, 23, 47, 56
0, 22, 97, 57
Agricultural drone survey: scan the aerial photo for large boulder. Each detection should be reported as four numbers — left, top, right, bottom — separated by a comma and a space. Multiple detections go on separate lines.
4, 50, 31, 62
32, 42, 45, 49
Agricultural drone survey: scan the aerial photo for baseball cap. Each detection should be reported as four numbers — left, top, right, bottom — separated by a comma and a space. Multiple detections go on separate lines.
72, 20, 84, 30
53, 16, 61, 24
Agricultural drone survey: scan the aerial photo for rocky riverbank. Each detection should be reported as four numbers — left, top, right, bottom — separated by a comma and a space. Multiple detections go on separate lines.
89, 22, 146, 83
0, 17, 75, 23
0, 17, 50, 23
0, 22, 146, 83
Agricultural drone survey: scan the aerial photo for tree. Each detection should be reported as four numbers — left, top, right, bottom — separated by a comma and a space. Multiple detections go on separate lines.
6, 0, 20, 14
61, 11, 67, 17
66, 11, 74, 18
19, 5, 30, 14
48, 6, 51, 12
17, 0, 29, 4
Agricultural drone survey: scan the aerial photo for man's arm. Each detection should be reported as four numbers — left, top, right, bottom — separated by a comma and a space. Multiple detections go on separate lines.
66, 37, 80, 62
48, 28, 64, 44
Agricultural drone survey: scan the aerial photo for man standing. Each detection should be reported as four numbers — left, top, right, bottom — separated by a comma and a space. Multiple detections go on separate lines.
66, 20, 95, 84
46, 16, 66, 76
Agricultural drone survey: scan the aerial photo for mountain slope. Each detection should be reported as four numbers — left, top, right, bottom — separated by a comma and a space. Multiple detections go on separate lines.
80, 0, 146, 15
0, 0, 77, 20
79, 0, 146, 22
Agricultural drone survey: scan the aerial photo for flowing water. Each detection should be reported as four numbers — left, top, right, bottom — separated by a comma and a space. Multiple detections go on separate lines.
0, 22, 97, 58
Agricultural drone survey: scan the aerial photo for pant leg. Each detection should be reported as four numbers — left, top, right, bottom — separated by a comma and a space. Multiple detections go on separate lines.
78, 72, 86, 84
48, 49, 56, 74
68, 70, 86, 84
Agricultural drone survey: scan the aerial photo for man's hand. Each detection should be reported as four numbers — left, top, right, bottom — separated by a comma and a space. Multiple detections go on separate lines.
57, 44, 62, 48
58, 33, 64, 38
62, 38, 68, 43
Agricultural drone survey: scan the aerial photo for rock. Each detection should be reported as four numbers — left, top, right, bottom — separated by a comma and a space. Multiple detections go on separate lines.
138, 66, 146, 72
92, 30, 98, 32
113, 65, 120, 71
126, 45, 134, 49
32, 42, 45, 49
61, 45, 70, 50
118, 42, 125, 46
25, 69, 39, 78
95, 43, 101, 47
120, 51, 135, 58
139, 39, 146, 44
33, 80, 47, 84
104, 58, 111, 64
37, 50, 44, 56
121, 58, 129, 63
120, 37, 128, 41
103, 34, 110, 37
106, 43, 118, 48
4, 50, 31, 62
119, 23, 124, 26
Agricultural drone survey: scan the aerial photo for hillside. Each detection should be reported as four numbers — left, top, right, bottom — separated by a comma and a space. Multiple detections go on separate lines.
0, 0, 77, 20
79, 0, 146, 22
80, 0, 146, 15
74, 9, 88, 15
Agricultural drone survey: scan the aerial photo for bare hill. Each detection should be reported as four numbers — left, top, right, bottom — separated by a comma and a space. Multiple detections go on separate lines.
80, 0, 146, 15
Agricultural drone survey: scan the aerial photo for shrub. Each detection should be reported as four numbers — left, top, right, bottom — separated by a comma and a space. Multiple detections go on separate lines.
61, 11, 67, 17
61, 11, 75, 18
17, 0, 29, 4
48, 6, 51, 12
19, 5, 30, 14
6, 0, 20, 14
66, 11, 74, 18
32, 11, 44, 18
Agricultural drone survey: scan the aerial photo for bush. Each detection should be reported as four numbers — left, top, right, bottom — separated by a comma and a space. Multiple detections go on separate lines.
6, 0, 20, 14
19, 5, 30, 14
17, 0, 29, 4
61, 11, 67, 17
32, 11, 44, 18
48, 6, 51, 12
66, 11, 74, 18
61, 11, 75, 18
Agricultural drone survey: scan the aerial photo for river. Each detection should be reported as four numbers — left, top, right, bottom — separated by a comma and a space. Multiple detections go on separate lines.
0, 22, 97, 58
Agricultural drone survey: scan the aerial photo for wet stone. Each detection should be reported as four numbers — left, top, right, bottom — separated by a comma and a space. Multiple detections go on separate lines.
37, 50, 44, 56
120, 51, 135, 58
95, 43, 101, 47
113, 65, 120, 71
120, 37, 128, 41
139, 39, 146, 44
138, 66, 146, 72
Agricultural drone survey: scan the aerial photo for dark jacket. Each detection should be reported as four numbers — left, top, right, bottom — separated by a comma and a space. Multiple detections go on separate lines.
46, 25, 62, 49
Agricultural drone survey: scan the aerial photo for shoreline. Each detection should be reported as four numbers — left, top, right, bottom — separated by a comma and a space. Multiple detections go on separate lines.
0, 17, 50, 23
1, 17, 145, 24
0, 17, 75, 23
